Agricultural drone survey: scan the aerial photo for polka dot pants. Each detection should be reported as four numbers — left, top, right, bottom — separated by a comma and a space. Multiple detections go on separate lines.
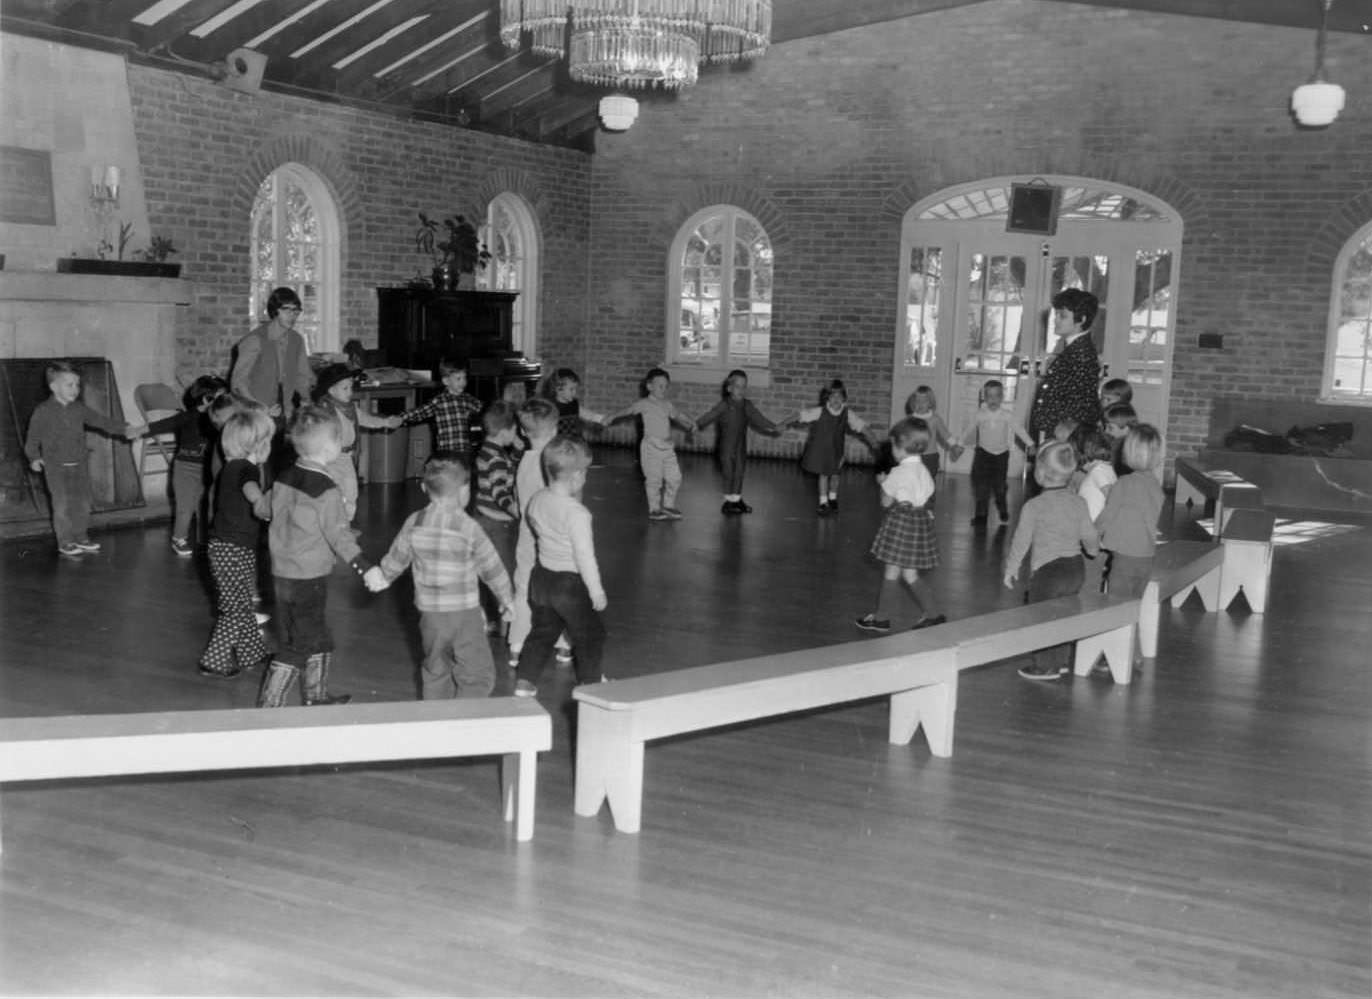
200, 539, 268, 674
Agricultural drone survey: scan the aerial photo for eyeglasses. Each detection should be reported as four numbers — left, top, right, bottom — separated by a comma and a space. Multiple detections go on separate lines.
278, 306, 302, 314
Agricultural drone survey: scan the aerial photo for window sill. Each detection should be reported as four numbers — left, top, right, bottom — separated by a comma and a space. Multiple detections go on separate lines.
667, 364, 771, 389
1317, 394, 1372, 408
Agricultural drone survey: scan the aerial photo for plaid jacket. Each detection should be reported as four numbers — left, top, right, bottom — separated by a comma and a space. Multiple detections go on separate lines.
401, 391, 483, 454
378, 501, 513, 613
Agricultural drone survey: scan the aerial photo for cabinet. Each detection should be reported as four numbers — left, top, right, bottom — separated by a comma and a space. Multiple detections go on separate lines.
376, 288, 541, 405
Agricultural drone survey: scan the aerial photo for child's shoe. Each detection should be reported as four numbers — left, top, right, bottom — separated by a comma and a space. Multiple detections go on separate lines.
513, 679, 537, 697
721, 500, 742, 515
736, 499, 753, 514
828, 499, 839, 513
73, 538, 101, 553
57, 543, 84, 558
648, 508, 670, 521
662, 507, 684, 520
1017, 663, 1061, 681
198, 664, 242, 679
170, 536, 193, 557
854, 614, 891, 633
911, 614, 948, 630
817, 501, 831, 517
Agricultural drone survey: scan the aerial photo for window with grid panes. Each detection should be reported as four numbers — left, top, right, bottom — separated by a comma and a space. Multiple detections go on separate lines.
483, 193, 540, 356
249, 164, 339, 353
670, 207, 773, 370
1325, 224, 1372, 403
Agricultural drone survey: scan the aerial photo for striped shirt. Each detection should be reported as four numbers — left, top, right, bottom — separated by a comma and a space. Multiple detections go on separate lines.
474, 439, 520, 520
378, 501, 513, 613
400, 390, 483, 454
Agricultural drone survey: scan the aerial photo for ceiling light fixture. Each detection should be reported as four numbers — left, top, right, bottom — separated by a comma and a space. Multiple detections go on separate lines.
1291, 0, 1345, 127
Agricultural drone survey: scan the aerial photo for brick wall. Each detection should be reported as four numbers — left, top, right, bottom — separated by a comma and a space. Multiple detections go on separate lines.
126, 64, 592, 386
582, 0, 1372, 466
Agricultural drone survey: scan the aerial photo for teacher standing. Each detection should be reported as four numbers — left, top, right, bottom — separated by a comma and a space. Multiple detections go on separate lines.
1026, 288, 1102, 495
231, 287, 314, 421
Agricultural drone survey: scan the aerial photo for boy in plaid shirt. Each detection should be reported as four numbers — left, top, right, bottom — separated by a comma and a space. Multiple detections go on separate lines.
366, 454, 513, 699
393, 357, 484, 464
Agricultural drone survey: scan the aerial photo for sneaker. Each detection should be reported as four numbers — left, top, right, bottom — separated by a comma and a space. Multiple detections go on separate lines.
648, 509, 670, 521
254, 610, 271, 626
72, 539, 101, 553
911, 614, 948, 630
721, 500, 742, 515
735, 500, 753, 514
817, 502, 831, 517
513, 680, 537, 698
555, 648, 574, 665
855, 614, 892, 633
1017, 664, 1062, 681
57, 543, 84, 558
198, 664, 243, 680
170, 537, 193, 557
662, 507, 684, 520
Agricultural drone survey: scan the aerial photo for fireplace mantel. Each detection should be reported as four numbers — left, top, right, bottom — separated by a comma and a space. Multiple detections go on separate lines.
0, 272, 193, 307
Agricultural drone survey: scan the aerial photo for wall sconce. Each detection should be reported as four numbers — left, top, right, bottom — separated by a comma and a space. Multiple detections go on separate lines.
1291, 0, 1346, 127
90, 165, 120, 204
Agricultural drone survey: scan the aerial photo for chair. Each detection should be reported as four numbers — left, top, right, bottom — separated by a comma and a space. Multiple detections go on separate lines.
134, 383, 182, 479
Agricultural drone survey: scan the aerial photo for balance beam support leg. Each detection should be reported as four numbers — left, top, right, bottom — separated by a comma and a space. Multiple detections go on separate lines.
501, 750, 538, 842
1220, 541, 1272, 613
888, 676, 957, 757
574, 706, 645, 833
1139, 582, 1161, 659
1074, 622, 1136, 685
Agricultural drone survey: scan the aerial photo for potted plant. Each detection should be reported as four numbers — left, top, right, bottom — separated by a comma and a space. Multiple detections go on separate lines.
415, 212, 490, 291
57, 227, 181, 277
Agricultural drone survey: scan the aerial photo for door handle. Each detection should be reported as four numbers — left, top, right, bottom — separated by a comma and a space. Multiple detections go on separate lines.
1019, 359, 1031, 376
1101, 363, 1110, 379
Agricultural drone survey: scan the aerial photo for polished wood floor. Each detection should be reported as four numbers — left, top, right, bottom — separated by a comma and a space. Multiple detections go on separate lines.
1, 449, 1368, 997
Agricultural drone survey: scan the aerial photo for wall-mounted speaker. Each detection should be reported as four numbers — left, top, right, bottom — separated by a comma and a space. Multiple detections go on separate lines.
1006, 181, 1061, 236
223, 48, 267, 93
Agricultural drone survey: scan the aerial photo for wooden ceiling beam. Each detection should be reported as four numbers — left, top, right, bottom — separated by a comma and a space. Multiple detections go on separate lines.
1045, 0, 1372, 34
479, 67, 560, 121
369, 16, 496, 101
771, 0, 991, 43
169, 0, 331, 64
336, 3, 486, 92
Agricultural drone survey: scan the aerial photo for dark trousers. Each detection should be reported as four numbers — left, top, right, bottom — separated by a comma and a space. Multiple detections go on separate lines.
516, 565, 605, 686
970, 447, 1009, 517
44, 461, 93, 546
1026, 554, 1085, 672
720, 447, 746, 494
273, 575, 332, 667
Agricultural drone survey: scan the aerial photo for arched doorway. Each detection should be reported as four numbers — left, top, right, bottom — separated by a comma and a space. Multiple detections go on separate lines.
894, 177, 1181, 477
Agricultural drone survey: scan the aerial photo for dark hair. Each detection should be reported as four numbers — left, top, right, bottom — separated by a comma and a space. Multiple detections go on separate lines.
1103, 402, 1138, 427
721, 369, 748, 396
645, 367, 670, 385
1051, 288, 1099, 331
544, 368, 581, 399
482, 399, 519, 434
438, 357, 469, 377
266, 286, 302, 318
889, 417, 931, 456
185, 374, 228, 410
981, 379, 1004, 398
422, 452, 470, 497
1101, 377, 1133, 403
45, 360, 78, 385
819, 379, 847, 406
1072, 426, 1114, 465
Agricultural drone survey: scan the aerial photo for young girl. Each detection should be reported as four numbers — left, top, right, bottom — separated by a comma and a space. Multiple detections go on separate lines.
695, 369, 783, 514
855, 418, 947, 632
1003, 441, 1100, 681
791, 379, 874, 516
312, 363, 393, 525
137, 374, 228, 556
1095, 423, 1165, 600
906, 386, 954, 498
198, 409, 275, 679
1073, 427, 1117, 595
544, 368, 608, 440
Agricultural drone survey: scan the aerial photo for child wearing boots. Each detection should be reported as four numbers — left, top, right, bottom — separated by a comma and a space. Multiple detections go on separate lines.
259, 405, 377, 707
366, 454, 514, 699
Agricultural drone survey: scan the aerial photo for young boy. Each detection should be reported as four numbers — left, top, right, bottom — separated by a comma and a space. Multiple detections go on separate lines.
393, 358, 484, 464
259, 405, 376, 708
136, 374, 229, 555
513, 435, 608, 697
1100, 377, 1133, 411
952, 379, 1033, 526
605, 367, 697, 520
507, 398, 561, 665
474, 401, 524, 631
24, 361, 141, 557
365, 455, 514, 699
1003, 441, 1100, 681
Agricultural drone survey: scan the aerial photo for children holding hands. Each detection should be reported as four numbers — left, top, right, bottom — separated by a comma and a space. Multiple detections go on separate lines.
365, 454, 514, 699
954, 378, 1034, 526
392, 358, 484, 464
790, 378, 875, 516
604, 367, 697, 521
695, 369, 783, 514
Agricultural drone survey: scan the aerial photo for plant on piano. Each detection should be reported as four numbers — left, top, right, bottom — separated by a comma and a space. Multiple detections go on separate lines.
415, 213, 491, 274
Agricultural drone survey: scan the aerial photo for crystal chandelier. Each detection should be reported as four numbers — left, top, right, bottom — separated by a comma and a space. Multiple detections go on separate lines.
499, 0, 772, 91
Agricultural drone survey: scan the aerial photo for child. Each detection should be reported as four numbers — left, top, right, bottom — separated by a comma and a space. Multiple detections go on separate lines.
954, 379, 1034, 526
855, 418, 946, 633
1095, 424, 1165, 601
605, 367, 697, 521
1073, 427, 1117, 596
1100, 377, 1133, 411
1103, 402, 1139, 476
513, 435, 608, 697
905, 386, 955, 487
507, 398, 561, 666
1003, 441, 1101, 681
365, 455, 514, 699
198, 409, 274, 679
544, 368, 608, 440
393, 357, 484, 465
474, 401, 524, 627
791, 379, 874, 516
312, 363, 393, 524
136, 374, 229, 555
695, 369, 783, 514
24, 361, 141, 557
258, 405, 377, 708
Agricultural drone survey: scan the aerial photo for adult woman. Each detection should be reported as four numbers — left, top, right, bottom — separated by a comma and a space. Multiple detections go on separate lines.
231, 287, 314, 421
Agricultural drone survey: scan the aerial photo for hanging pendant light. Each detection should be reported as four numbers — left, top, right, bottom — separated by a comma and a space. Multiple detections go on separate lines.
1291, 0, 1346, 127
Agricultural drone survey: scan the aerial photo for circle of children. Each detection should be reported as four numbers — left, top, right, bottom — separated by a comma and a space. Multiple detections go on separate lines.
24, 287, 1161, 708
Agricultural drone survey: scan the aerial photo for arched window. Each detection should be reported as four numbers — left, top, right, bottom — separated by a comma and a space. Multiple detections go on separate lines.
249, 164, 341, 353
1325, 222, 1372, 403
483, 193, 540, 357
667, 206, 773, 378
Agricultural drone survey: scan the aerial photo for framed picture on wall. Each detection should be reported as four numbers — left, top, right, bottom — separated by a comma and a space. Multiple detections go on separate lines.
1006, 181, 1061, 236
0, 146, 56, 226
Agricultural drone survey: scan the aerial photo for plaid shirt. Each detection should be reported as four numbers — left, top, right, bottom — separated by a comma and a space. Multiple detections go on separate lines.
401, 390, 483, 454
378, 501, 512, 613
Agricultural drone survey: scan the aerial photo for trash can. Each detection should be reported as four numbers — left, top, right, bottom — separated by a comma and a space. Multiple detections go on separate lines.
367, 425, 410, 483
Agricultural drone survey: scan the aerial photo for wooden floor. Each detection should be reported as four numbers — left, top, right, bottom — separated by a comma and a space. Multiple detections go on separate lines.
1, 449, 1368, 997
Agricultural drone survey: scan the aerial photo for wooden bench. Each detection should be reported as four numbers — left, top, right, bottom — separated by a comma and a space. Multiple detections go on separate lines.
572, 592, 1139, 834
1219, 507, 1276, 613
1139, 540, 1225, 659
1173, 456, 1263, 534
0, 699, 552, 850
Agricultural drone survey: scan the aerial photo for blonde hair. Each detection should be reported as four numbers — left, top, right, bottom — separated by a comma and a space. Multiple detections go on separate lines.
888, 417, 931, 457
220, 410, 274, 461
287, 404, 341, 458
905, 386, 937, 415
541, 434, 592, 482
519, 397, 559, 435
422, 453, 469, 498
1035, 441, 1078, 488
1121, 423, 1163, 472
